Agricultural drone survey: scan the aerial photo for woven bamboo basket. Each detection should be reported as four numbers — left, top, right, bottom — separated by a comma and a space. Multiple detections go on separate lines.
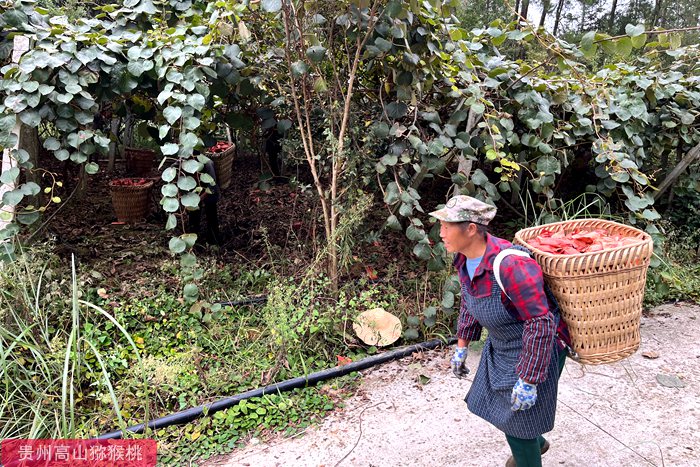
209, 144, 235, 190
514, 219, 653, 365
125, 147, 156, 177
109, 180, 154, 223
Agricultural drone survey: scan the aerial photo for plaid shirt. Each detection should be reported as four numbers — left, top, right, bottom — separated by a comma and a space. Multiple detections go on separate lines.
454, 234, 571, 384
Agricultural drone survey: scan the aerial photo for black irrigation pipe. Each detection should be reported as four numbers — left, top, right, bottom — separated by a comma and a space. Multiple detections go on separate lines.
216, 295, 269, 307
98, 336, 456, 439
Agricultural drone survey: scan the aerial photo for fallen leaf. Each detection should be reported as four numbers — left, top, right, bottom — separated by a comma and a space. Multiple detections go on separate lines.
642, 351, 659, 359
97, 288, 109, 299
656, 373, 686, 388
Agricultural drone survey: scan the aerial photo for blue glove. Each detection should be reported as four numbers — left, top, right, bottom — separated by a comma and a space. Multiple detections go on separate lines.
450, 346, 469, 379
511, 378, 537, 411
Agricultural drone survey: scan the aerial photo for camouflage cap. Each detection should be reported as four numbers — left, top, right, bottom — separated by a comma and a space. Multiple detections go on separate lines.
429, 195, 497, 225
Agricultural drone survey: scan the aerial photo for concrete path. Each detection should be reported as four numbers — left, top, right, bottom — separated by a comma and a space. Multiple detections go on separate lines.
203, 303, 700, 467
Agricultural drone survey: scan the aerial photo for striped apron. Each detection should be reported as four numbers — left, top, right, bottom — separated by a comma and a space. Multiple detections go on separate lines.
463, 270, 564, 439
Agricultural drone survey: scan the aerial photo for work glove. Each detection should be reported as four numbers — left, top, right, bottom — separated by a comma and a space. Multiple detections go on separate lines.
450, 346, 469, 379
511, 378, 537, 411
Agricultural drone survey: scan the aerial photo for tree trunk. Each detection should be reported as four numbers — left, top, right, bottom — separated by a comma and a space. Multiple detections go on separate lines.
519, 0, 530, 21
539, 0, 551, 27
654, 143, 700, 200
651, 0, 663, 28
608, 0, 618, 32
553, 0, 565, 35
107, 118, 119, 173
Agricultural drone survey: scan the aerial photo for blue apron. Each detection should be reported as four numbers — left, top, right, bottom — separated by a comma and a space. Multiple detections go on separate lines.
462, 268, 564, 439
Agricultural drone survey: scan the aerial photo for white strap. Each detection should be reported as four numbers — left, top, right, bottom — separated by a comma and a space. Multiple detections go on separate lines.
493, 248, 531, 300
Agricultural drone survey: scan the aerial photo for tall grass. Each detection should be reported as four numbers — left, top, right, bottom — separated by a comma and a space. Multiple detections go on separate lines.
0, 244, 149, 438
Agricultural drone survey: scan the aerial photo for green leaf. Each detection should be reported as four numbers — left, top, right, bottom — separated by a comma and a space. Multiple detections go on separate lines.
381, 154, 398, 166
127, 61, 145, 77
161, 184, 178, 197
386, 102, 408, 119
306, 46, 327, 63
291, 61, 308, 77
181, 192, 200, 208
536, 156, 561, 175
85, 162, 99, 175
0, 167, 19, 184
165, 214, 177, 230
43, 137, 61, 151
163, 106, 182, 125
180, 253, 197, 267
386, 214, 401, 231
631, 33, 647, 48
180, 132, 199, 149
182, 159, 201, 173
161, 167, 177, 183
372, 122, 390, 138
261, 0, 282, 12
19, 110, 41, 128
374, 37, 393, 53
161, 143, 179, 156
580, 31, 596, 49
441, 291, 455, 309
177, 176, 197, 191
20, 182, 40, 196
163, 197, 180, 212
641, 209, 660, 220
17, 211, 40, 225
625, 24, 645, 37
471, 169, 488, 186
169, 237, 187, 254
610, 171, 630, 183
183, 117, 200, 130
2, 189, 24, 206
617, 37, 633, 57
413, 242, 432, 260
183, 283, 199, 301
406, 225, 426, 241
187, 94, 206, 111
4, 9, 29, 28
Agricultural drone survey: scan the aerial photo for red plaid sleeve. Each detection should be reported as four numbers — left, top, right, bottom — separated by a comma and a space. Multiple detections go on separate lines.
457, 298, 484, 342
499, 256, 555, 383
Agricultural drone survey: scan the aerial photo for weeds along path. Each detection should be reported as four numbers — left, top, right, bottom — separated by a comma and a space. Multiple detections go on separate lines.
202, 302, 700, 467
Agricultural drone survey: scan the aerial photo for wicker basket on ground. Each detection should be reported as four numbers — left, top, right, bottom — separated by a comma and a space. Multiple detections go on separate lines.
209, 144, 235, 190
109, 179, 154, 223
125, 147, 156, 177
514, 219, 653, 365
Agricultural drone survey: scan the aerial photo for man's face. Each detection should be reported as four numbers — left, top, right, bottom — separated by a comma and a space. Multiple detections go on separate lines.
439, 220, 472, 253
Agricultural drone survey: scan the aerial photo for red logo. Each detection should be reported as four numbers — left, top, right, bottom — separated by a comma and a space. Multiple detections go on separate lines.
1, 439, 157, 466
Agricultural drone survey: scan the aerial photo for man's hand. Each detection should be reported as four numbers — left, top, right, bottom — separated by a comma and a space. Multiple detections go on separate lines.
450, 346, 469, 379
511, 378, 537, 411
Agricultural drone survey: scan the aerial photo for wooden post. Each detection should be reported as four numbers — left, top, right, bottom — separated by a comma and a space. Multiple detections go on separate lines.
0, 36, 31, 233
653, 143, 700, 200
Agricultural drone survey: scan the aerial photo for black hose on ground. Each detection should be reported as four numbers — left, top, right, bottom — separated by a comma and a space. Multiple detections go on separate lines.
97, 336, 456, 439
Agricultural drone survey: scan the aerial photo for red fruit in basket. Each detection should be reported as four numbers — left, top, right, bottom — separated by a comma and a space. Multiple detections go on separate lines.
528, 228, 642, 255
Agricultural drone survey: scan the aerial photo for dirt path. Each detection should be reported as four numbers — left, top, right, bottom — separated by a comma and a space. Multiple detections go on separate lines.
203, 303, 700, 467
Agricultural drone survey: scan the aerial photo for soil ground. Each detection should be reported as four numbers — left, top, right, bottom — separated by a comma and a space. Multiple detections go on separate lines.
202, 302, 700, 467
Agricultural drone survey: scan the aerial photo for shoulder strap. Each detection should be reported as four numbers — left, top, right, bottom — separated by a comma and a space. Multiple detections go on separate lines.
493, 248, 531, 301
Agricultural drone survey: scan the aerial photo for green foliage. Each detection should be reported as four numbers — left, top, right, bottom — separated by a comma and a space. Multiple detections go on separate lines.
0, 243, 149, 439
156, 386, 345, 465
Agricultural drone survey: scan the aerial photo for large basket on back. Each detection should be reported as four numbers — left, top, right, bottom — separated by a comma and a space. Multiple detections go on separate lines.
209, 144, 236, 190
109, 179, 153, 223
514, 219, 653, 365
